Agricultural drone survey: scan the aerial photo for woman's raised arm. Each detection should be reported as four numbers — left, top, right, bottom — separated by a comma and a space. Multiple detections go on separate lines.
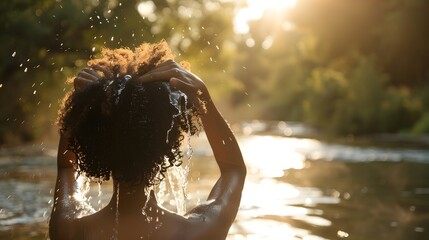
49, 66, 109, 239
138, 60, 247, 239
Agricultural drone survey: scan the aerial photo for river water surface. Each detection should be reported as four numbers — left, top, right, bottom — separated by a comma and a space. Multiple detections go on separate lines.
1, 121, 429, 239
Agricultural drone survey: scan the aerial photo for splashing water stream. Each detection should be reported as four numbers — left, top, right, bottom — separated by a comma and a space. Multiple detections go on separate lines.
164, 83, 193, 214
73, 174, 95, 218
166, 164, 189, 215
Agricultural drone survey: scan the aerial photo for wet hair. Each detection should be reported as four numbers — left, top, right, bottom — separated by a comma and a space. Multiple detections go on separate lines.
58, 41, 201, 187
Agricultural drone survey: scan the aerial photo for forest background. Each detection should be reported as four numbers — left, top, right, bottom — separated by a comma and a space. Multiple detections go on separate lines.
1, 0, 428, 145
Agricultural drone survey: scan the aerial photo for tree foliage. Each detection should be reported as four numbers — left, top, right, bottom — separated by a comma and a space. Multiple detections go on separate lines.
234, 0, 429, 135
1, 0, 428, 144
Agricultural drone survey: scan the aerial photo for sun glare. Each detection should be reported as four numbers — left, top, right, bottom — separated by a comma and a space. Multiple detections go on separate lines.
234, 0, 298, 34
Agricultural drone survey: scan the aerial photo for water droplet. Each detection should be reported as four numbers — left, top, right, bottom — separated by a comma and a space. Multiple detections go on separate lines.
343, 192, 351, 200
92, 47, 96, 52
337, 230, 349, 238
33, 90, 36, 95
390, 221, 398, 227
12, 51, 16, 57
111, 36, 114, 41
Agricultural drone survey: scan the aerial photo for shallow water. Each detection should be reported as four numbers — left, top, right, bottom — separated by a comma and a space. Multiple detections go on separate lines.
1, 121, 429, 239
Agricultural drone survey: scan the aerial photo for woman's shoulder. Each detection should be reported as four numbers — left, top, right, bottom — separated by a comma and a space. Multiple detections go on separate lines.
149, 205, 228, 240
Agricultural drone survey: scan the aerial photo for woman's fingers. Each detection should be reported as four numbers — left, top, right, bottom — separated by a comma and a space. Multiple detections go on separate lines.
74, 65, 109, 91
90, 65, 113, 78
137, 68, 183, 84
82, 68, 102, 79
74, 77, 94, 90
135, 60, 210, 113
144, 60, 181, 76
170, 77, 194, 93
77, 70, 99, 81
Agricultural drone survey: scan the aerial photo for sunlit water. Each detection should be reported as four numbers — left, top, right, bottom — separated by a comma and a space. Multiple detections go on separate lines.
1, 121, 429, 239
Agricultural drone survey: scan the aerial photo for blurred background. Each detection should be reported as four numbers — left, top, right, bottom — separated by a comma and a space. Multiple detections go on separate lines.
1, 0, 429, 239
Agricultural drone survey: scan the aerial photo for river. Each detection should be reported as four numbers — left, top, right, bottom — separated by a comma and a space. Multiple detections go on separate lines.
1, 121, 429, 239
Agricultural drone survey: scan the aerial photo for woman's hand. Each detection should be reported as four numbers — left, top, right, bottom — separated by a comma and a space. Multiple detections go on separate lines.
137, 60, 211, 114
74, 65, 112, 90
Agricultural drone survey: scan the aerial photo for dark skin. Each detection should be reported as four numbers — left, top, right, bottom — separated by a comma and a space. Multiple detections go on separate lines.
49, 60, 246, 239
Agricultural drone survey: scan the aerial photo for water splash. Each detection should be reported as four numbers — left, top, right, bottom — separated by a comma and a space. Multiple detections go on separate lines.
141, 187, 152, 222
166, 162, 190, 215
163, 82, 194, 159
115, 74, 131, 105
164, 82, 187, 144
182, 95, 193, 159
155, 179, 168, 206
158, 82, 194, 214
73, 174, 95, 218
97, 182, 103, 210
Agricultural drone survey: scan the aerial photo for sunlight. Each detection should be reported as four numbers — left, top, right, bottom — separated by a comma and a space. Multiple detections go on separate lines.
234, 0, 298, 34
239, 135, 313, 178
137, 1, 157, 22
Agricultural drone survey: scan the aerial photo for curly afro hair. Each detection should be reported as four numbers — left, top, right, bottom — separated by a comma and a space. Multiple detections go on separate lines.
58, 41, 201, 187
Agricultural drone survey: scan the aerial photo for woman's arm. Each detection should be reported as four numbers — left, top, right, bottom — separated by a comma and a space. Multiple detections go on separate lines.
49, 66, 109, 239
185, 97, 246, 239
49, 132, 81, 239
138, 60, 247, 239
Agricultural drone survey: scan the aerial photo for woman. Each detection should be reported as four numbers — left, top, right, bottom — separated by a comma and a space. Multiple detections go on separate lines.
49, 42, 246, 239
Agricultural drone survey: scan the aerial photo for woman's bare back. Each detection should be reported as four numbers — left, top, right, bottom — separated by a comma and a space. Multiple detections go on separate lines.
78, 195, 227, 240
80, 201, 187, 239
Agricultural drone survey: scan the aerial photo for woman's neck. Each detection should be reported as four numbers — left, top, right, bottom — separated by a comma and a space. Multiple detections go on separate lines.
108, 181, 156, 214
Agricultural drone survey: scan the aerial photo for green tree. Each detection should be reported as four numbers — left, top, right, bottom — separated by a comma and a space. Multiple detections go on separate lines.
0, 0, 239, 145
